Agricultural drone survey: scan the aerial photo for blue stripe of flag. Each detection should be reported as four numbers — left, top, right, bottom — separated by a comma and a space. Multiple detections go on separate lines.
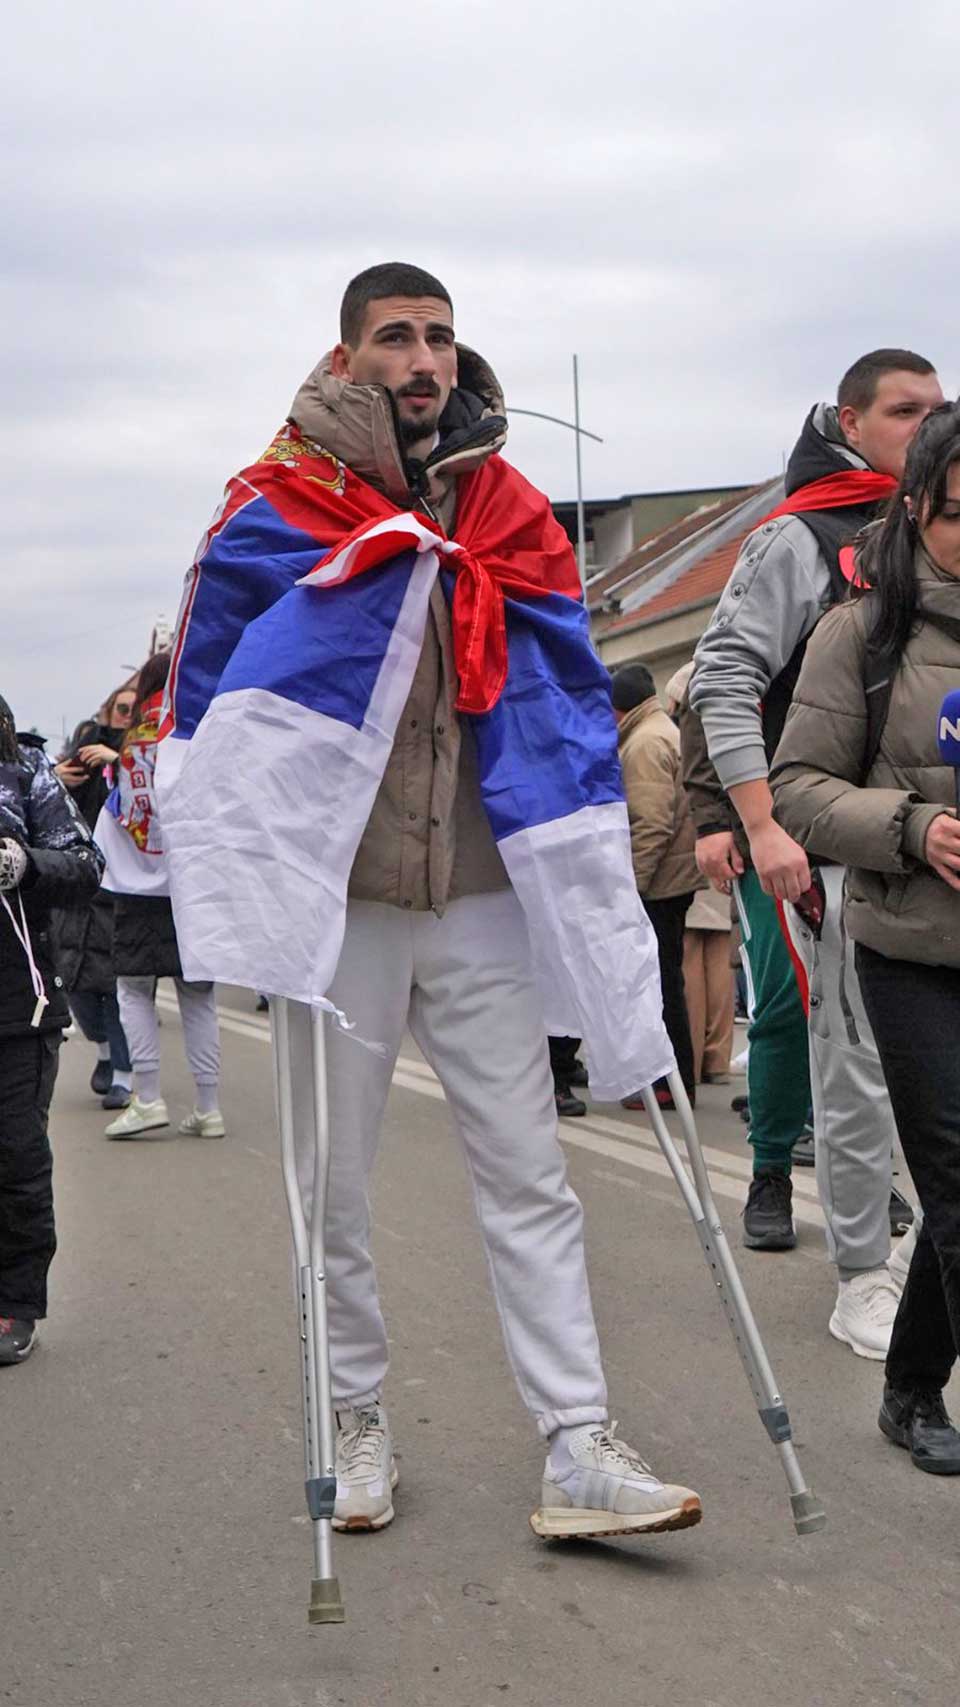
214, 550, 419, 731
457, 580, 623, 839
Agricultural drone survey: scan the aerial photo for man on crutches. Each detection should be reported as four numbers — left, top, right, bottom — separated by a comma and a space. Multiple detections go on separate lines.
157, 263, 819, 1593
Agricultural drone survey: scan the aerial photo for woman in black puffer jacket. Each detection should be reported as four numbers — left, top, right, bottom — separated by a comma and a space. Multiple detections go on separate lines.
0, 692, 103, 1364
52, 684, 137, 1110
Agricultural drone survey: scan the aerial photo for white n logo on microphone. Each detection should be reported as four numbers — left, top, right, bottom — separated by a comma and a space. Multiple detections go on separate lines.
940, 715, 960, 744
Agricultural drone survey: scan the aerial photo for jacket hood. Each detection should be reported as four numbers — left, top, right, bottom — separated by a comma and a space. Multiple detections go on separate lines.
287, 344, 508, 512
784, 402, 870, 496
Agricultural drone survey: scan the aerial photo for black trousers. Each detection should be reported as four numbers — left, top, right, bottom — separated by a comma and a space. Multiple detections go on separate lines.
0, 1032, 60, 1319
643, 893, 696, 1097
856, 943, 960, 1392
548, 1035, 582, 1090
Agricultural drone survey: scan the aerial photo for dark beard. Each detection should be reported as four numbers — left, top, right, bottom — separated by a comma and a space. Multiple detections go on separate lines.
397, 408, 441, 448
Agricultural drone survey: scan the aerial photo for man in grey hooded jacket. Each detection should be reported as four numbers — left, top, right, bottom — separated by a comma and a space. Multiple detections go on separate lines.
690, 348, 942, 1360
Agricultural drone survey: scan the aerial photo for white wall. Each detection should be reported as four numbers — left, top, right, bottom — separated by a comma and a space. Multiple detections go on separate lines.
591, 507, 633, 572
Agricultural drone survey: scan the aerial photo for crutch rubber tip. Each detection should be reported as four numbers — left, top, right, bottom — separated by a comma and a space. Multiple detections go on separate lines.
308, 1577, 346, 1624
790, 1490, 827, 1535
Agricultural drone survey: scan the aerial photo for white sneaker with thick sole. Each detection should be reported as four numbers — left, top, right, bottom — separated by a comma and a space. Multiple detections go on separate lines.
178, 1109, 226, 1139
530, 1423, 702, 1540
104, 1096, 169, 1139
887, 1218, 918, 1296
829, 1268, 900, 1359
333, 1403, 398, 1532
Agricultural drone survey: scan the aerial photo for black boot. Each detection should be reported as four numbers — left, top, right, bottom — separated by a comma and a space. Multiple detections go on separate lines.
742, 1169, 796, 1251
0, 1317, 38, 1365
555, 1084, 587, 1118
90, 1059, 113, 1096
879, 1386, 960, 1474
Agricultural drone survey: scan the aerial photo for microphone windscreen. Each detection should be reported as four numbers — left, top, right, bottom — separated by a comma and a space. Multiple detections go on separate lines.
937, 689, 960, 766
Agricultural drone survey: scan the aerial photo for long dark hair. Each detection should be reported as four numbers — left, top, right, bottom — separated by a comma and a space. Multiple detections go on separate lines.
858, 402, 960, 658
0, 694, 18, 764
121, 652, 171, 752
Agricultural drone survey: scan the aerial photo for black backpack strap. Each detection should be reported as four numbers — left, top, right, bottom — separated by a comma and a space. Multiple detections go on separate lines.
859, 603, 960, 783
861, 623, 896, 785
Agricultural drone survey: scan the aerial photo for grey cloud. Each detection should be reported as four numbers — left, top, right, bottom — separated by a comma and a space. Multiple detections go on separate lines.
3, 0, 958, 739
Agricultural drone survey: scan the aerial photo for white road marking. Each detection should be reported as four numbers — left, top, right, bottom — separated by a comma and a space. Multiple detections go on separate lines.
155, 992, 826, 1229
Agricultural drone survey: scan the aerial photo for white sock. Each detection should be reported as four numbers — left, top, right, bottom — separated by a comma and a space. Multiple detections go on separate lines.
136, 1069, 162, 1104
96, 1041, 111, 1062
547, 1421, 605, 1473
195, 1083, 219, 1115
112, 1070, 133, 1091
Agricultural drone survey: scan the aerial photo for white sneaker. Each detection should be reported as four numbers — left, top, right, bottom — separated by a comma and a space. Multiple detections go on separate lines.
829, 1269, 900, 1359
888, 1219, 919, 1295
104, 1096, 169, 1139
530, 1423, 702, 1540
333, 1403, 398, 1532
178, 1109, 226, 1139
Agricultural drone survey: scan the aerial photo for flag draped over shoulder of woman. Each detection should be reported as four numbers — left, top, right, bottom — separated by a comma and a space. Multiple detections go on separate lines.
157, 425, 674, 1100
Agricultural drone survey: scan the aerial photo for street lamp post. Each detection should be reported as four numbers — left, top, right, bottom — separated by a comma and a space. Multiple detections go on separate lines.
508, 353, 603, 596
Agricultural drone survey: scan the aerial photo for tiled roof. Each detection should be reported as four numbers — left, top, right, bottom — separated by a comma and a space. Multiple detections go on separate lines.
603, 536, 746, 629
593, 476, 784, 633
585, 488, 756, 607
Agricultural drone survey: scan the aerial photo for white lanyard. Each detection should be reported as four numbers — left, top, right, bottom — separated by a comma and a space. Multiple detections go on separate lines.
1, 890, 48, 1028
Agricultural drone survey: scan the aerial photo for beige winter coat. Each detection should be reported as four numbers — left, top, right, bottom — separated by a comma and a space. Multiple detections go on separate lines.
770, 550, 960, 967
288, 348, 510, 912
618, 699, 702, 900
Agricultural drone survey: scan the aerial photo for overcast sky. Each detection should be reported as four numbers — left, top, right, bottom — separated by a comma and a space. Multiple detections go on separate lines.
4, 0, 957, 742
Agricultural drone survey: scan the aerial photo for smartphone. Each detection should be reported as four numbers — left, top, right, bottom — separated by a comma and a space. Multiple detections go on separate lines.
793, 870, 826, 940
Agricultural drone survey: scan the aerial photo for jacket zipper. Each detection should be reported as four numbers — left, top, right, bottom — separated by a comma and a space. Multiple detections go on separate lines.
379, 384, 505, 525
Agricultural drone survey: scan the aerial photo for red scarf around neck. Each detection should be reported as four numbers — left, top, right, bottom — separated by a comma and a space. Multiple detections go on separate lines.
762, 469, 897, 524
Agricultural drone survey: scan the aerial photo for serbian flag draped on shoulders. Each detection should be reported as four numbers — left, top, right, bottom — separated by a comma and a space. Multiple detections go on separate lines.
157, 424, 674, 1099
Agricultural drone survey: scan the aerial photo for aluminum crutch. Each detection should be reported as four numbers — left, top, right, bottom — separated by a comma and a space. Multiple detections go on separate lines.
272, 996, 346, 1625
642, 1070, 826, 1537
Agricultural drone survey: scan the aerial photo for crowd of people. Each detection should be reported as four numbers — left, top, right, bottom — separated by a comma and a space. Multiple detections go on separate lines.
2, 263, 960, 1538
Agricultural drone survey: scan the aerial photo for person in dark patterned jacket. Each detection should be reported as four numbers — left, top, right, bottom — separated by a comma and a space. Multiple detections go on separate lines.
0, 693, 103, 1363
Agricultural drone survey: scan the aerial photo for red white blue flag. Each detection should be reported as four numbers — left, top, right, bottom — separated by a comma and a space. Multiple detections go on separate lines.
158, 427, 673, 1099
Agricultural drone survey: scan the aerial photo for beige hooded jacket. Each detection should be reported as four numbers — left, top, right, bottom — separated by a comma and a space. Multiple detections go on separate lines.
617, 698, 702, 900
287, 347, 511, 913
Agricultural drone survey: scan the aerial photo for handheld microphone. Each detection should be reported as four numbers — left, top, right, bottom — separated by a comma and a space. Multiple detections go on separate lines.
936, 689, 960, 815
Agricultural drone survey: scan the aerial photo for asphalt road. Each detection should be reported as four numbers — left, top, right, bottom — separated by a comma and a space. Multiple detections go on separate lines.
4, 988, 958, 1707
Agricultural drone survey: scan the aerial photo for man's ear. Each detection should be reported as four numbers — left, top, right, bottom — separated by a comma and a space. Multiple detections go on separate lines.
330, 343, 353, 380
838, 403, 861, 447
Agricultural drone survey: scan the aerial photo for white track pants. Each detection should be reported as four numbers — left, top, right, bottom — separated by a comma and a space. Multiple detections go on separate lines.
288, 893, 608, 1438
782, 866, 896, 1272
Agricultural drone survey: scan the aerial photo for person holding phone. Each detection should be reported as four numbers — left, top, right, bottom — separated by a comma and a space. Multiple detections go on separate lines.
53, 685, 137, 1108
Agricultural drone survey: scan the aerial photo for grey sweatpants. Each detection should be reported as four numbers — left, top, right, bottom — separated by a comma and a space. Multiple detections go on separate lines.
782, 865, 896, 1273
117, 976, 220, 1099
